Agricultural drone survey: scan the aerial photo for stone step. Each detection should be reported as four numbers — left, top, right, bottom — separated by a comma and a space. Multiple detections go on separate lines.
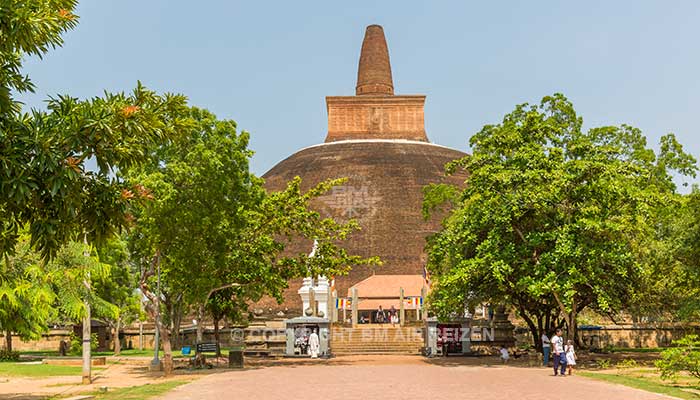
333, 346, 421, 349
333, 340, 422, 344
329, 325, 424, 354
332, 344, 420, 346
333, 350, 422, 355
331, 344, 423, 349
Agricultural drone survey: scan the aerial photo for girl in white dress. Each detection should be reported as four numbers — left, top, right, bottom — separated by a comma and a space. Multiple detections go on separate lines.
565, 339, 576, 375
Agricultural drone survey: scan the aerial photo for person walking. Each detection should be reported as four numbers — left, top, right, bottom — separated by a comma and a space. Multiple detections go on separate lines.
541, 332, 551, 366
376, 305, 386, 324
389, 305, 398, 326
551, 329, 566, 376
565, 339, 577, 375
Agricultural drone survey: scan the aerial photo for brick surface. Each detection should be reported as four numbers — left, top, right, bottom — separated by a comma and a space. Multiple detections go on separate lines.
251, 25, 467, 318
256, 141, 467, 316
356, 25, 394, 96
156, 356, 673, 400
325, 95, 427, 142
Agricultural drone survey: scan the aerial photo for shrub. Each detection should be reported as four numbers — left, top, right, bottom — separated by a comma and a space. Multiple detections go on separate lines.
656, 334, 700, 381
0, 349, 20, 361
596, 359, 611, 369
69, 332, 98, 355
617, 358, 638, 369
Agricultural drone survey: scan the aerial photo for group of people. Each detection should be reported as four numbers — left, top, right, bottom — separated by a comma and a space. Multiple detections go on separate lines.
374, 305, 399, 325
542, 328, 577, 376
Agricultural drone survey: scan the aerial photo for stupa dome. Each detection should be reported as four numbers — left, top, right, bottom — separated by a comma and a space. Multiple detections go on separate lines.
259, 25, 467, 314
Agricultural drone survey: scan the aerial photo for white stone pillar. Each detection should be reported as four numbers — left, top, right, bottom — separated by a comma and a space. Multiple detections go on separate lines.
315, 276, 330, 318
298, 276, 313, 314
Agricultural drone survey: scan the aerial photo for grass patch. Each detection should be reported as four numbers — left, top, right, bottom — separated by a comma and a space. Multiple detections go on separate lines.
94, 349, 165, 357
20, 347, 232, 358
92, 380, 189, 399
0, 363, 103, 377
580, 371, 700, 399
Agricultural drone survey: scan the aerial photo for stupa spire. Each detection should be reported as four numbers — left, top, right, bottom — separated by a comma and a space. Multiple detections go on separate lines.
355, 25, 394, 96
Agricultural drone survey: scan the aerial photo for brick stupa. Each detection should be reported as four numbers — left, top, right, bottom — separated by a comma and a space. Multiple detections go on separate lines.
258, 25, 467, 317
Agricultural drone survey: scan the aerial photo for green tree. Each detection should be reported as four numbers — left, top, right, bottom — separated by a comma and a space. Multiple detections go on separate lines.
125, 107, 377, 375
656, 334, 700, 381
206, 287, 246, 356
0, 1, 190, 260
47, 241, 117, 326
0, 233, 55, 351
95, 237, 142, 355
625, 189, 700, 324
1, 1, 189, 383
424, 94, 697, 347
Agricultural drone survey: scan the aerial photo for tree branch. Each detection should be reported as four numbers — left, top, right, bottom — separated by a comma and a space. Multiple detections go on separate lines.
205, 282, 242, 303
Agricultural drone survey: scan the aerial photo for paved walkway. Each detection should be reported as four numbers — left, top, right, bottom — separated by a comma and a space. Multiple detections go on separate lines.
157, 355, 675, 400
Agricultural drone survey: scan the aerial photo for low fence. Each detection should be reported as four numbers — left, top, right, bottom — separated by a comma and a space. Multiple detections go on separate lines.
1, 329, 71, 352
514, 324, 700, 349
578, 325, 700, 349
8, 322, 700, 353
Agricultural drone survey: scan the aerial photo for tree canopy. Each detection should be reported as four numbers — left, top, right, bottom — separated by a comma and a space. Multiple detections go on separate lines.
0, 1, 191, 260
123, 107, 377, 374
424, 94, 697, 345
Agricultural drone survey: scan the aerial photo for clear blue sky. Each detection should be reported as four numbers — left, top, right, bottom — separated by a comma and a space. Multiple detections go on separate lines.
19, 1, 700, 190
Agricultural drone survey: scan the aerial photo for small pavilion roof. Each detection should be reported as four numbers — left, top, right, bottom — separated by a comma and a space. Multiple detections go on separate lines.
347, 274, 425, 298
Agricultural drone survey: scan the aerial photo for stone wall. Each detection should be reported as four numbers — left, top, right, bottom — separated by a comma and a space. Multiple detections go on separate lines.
514, 324, 700, 349
121, 320, 287, 353
1, 329, 71, 352
578, 325, 700, 349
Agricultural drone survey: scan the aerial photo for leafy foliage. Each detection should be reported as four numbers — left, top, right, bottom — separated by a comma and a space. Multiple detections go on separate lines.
0, 0, 191, 260
0, 233, 55, 345
0, 349, 20, 361
124, 107, 377, 374
627, 189, 700, 323
424, 94, 697, 344
47, 241, 117, 323
68, 331, 98, 356
656, 335, 700, 381
0, 0, 78, 113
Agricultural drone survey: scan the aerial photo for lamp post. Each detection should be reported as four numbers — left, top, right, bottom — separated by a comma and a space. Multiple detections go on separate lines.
150, 259, 161, 369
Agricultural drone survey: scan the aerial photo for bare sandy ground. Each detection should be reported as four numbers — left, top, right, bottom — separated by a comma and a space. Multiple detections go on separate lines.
0, 357, 202, 400
0, 355, 677, 400
158, 355, 676, 400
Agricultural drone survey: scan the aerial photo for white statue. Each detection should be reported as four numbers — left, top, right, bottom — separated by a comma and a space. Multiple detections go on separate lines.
308, 329, 320, 358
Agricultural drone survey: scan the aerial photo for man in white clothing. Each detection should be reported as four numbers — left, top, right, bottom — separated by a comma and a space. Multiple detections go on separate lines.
541, 332, 551, 366
551, 329, 566, 376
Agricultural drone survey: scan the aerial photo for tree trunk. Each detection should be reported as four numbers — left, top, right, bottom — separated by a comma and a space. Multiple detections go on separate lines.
213, 316, 221, 357
172, 313, 182, 349
518, 304, 541, 351
5, 330, 12, 352
567, 300, 577, 341
552, 291, 573, 338
113, 319, 121, 355
139, 251, 174, 376
537, 314, 544, 350
148, 293, 174, 376
159, 320, 174, 375
166, 298, 184, 349
196, 303, 205, 344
